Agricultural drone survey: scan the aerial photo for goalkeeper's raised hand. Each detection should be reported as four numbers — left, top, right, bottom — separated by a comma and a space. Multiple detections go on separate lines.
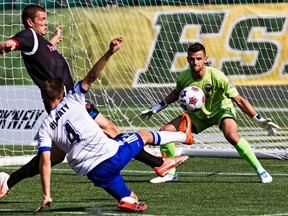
252, 114, 279, 135
140, 100, 167, 120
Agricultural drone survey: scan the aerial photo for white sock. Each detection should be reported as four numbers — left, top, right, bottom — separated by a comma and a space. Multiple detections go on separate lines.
120, 196, 137, 204
150, 131, 186, 145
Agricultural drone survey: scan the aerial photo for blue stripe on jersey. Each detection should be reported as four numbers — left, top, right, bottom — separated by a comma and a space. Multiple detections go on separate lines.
76, 80, 88, 94
150, 131, 161, 145
38, 146, 52, 153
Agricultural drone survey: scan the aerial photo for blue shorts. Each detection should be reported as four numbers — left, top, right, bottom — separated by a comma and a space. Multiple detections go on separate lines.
87, 133, 144, 200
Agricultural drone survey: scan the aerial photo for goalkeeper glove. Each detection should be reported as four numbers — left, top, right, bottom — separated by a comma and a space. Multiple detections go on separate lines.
140, 100, 167, 120
252, 114, 279, 135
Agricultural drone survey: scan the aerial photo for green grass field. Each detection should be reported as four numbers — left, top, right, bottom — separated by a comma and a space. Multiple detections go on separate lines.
0, 157, 288, 215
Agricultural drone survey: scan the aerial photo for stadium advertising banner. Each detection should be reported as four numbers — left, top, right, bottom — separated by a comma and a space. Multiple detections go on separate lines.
132, 5, 288, 87
0, 86, 46, 145
52, 3, 285, 88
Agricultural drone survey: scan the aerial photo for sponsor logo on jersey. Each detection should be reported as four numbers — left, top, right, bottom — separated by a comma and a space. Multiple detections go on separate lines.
204, 84, 212, 99
47, 44, 57, 52
204, 84, 212, 93
228, 81, 235, 88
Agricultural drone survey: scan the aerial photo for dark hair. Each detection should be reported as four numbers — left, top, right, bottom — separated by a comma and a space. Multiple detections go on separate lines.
42, 78, 64, 103
22, 4, 45, 28
187, 42, 206, 56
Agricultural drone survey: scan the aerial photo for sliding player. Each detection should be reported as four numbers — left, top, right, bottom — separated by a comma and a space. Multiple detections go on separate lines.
34, 37, 191, 213
0, 4, 183, 199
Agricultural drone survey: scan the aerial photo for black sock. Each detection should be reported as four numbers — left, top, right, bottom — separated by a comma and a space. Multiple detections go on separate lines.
7, 152, 64, 189
134, 149, 163, 168
7, 154, 41, 189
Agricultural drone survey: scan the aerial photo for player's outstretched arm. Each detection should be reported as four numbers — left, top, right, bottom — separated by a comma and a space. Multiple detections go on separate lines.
0, 40, 17, 58
140, 89, 179, 120
81, 37, 123, 91
232, 94, 279, 135
35, 151, 53, 213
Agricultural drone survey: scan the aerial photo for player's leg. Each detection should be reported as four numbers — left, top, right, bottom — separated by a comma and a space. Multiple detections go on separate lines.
150, 114, 189, 183
88, 170, 147, 212
137, 115, 192, 146
88, 102, 164, 168
133, 149, 163, 167
1, 142, 65, 198
136, 128, 190, 176
150, 143, 178, 183
221, 117, 272, 183
89, 102, 188, 176
133, 145, 187, 177
7, 155, 41, 190
87, 140, 147, 212
1, 100, 70, 198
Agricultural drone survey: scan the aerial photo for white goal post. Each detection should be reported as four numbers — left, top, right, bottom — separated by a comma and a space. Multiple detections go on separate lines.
0, 0, 287, 166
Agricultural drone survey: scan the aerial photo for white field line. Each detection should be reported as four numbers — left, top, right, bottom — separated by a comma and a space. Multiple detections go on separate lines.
0, 209, 287, 216
0, 208, 160, 216
121, 169, 288, 177
98, 106, 288, 112
0, 208, 287, 216
2, 166, 288, 177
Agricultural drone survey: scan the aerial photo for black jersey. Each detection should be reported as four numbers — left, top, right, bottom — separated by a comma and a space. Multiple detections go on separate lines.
12, 28, 74, 91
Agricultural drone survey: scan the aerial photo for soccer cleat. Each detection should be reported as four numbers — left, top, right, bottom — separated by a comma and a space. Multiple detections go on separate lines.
0, 172, 10, 199
178, 113, 194, 145
154, 156, 189, 177
259, 171, 273, 184
117, 200, 147, 212
150, 173, 178, 184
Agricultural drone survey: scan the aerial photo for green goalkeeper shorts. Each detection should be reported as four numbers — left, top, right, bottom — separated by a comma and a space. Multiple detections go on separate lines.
187, 107, 236, 134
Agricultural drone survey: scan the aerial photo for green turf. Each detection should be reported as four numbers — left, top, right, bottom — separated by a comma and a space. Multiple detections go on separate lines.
0, 157, 288, 215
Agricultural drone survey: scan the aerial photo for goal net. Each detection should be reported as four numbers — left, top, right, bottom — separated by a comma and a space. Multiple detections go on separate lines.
0, 0, 287, 166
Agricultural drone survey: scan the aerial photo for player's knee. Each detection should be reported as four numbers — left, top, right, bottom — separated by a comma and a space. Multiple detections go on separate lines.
137, 130, 150, 144
224, 131, 240, 145
160, 124, 176, 132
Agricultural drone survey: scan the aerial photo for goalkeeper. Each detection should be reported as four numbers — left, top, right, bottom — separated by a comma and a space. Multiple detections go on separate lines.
140, 42, 279, 184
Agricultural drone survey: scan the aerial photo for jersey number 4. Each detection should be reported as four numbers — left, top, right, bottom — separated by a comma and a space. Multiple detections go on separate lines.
64, 121, 81, 145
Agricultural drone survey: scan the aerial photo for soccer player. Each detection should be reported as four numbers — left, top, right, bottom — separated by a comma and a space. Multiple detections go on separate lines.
34, 37, 191, 213
0, 4, 180, 198
140, 42, 279, 184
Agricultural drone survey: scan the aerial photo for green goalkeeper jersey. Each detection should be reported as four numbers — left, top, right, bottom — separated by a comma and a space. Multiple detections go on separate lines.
176, 66, 239, 120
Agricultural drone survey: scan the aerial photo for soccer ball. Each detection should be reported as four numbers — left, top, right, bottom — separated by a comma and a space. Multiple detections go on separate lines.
178, 86, 206, 112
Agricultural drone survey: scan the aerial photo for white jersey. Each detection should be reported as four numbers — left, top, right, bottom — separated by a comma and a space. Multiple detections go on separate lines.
38, 81, 119, 176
